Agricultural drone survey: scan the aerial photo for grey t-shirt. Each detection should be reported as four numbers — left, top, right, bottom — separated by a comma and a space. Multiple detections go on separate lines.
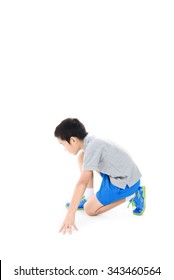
83, 135, 142, 189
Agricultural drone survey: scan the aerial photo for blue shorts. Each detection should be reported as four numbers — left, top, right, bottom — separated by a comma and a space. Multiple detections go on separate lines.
96, 173, 140, 206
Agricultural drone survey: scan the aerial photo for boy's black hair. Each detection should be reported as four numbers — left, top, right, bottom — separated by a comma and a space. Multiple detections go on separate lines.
54, 118, 88, 143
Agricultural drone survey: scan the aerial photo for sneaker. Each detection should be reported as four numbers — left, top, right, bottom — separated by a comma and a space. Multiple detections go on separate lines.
128, 186, 146, 215
65, 196, 87, 210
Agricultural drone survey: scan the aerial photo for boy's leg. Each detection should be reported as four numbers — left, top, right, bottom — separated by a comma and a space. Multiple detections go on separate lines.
84, 195, 125, 216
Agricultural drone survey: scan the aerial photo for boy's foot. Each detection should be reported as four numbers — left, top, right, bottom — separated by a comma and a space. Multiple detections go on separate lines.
65, 196, 87, 210
128, 186, 146, 215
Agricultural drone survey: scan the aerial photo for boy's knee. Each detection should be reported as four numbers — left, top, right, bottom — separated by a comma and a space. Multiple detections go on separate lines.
84, 203, 97, 216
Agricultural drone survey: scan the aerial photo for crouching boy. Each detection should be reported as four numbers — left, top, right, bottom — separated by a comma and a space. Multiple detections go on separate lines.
54, 118, 145, 234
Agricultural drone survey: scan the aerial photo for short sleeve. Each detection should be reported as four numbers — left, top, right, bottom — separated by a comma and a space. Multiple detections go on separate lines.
83, 145, 102, 171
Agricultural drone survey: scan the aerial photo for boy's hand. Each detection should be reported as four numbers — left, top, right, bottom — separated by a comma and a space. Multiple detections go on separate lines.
59, 214, 78, 234
59, 171, 93, 234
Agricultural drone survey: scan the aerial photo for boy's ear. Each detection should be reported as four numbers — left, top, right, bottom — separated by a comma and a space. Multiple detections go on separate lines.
70, 137, 76, 144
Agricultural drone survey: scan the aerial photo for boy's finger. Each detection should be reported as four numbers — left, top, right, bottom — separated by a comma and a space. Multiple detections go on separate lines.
59, 224, 78, 234
62, 225, 68, 234
63, 225, 72, 235
73, 224, 78, 231
59, 223, 65, 233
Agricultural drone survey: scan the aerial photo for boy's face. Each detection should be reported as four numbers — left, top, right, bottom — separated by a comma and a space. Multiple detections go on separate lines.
58, 137, 82, 155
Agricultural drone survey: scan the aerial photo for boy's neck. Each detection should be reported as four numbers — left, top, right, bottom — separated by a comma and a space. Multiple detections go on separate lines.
79, 139, 85, 150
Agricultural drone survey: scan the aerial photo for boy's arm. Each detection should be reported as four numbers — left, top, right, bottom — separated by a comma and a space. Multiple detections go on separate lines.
59, 170, 93, 234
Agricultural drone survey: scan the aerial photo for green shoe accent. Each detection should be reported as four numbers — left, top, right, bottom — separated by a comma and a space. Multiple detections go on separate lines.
65, 196, 87, 210
133, 186, 146, 216
127, 199, 136, 208
128, 186, 146, 216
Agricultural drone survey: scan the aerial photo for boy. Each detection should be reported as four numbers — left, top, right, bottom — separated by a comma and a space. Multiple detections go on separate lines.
54, 118, 145, 234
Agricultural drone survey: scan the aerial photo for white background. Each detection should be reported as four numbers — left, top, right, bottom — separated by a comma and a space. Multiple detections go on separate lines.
0, 1, 174, 279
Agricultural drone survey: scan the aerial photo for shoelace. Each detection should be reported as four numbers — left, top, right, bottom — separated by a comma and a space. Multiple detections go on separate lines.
127, 198, 136, 208
128, 188, 144, 208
